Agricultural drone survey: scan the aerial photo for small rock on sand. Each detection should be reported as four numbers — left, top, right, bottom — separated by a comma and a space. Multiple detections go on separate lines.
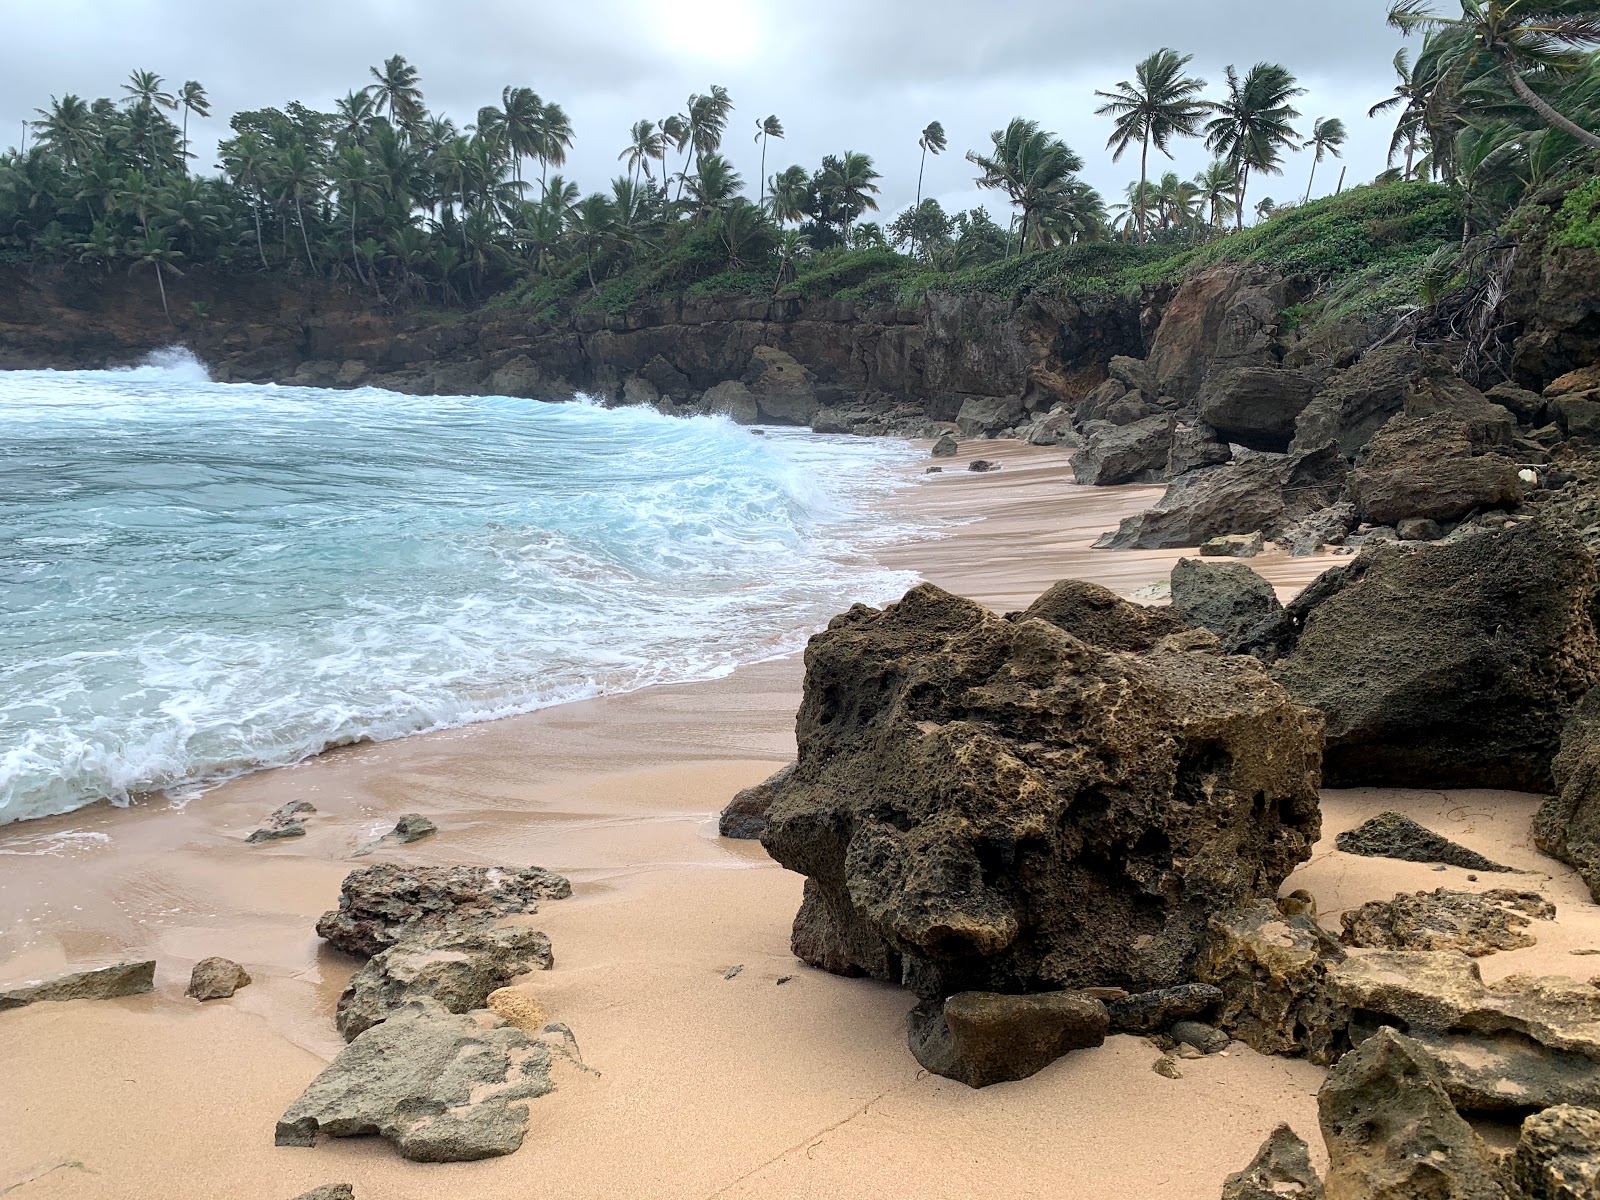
391, 813, 436, 843
187, 957, 251, 1001
1339, 888, 1555, 957
0, 961, 156, 1010
486, 987, 547, 1034
1221, 1125, 1324, 1200
291, 1187, 354, 1200
247, 821, 306, 844
1152, 1055, 1182, 1079
1334, 811, 1514, 872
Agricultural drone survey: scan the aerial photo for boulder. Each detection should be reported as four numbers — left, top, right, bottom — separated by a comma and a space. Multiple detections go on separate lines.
1555, 396, 1600, 440
0, 960, 156, 1010
1075, 378, 1129, 424
1198, 367, 1319, 452
1280, 503, 1358, 558
1166, 423, 1232, 478
1486, 382, 1550, 427
391, 814, 436, 843
1025, 407, 1078, 448
1292, 345, 1421, 458
1018, 578, 1191, 653
1514, 1106, 1600, 1200
1221, 1125, 1325, 1200
620, 374, 660, 408
1346, 412, 1525, 526
956, 394, 1026, 438
1396, 517, 1444, 541
702, 380, 759, 425
1405, 361, 1518, 448
187, 957, 251, 1001
1170, 558, 1283, 654
931, 431, 959, 458
906, 990, 1110, 1088
759, 582, 1324, 1001
276, 1003, 553, 1162
1535, 686, 1600, 903
744, 346, 819, 426
1171, 1019, 1230, 1054
1318, 1027, 1510, 1200
1270, 519, 1600, 790
719, 763, 794, 840
1339, 889, 1555, 957
1335, 812, 1515, 873
1069, 415, 1175, 486
1147, 267, 1287, 401
336, 925, 554, 1041
1200, 532, 1265, 559
247, 821, 306, 843
315, 864, 572, 959
1105, 982, 1223, 1035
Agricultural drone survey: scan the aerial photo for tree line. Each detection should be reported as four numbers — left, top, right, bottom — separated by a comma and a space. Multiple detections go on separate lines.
1, 1, 1596, 319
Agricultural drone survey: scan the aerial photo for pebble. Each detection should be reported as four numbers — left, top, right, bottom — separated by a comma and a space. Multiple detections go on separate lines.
723, 964, 743, 980
1152, 1055, 1183, 1080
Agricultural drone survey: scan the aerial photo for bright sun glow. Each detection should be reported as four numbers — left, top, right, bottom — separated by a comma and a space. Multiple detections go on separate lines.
647, 0, 763, 63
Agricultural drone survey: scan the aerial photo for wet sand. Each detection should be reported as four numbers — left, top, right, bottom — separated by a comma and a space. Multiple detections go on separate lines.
2, 440, 1595, 1200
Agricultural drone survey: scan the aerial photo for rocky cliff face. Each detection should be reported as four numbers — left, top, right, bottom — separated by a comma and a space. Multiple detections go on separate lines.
0, 264, 1146, 436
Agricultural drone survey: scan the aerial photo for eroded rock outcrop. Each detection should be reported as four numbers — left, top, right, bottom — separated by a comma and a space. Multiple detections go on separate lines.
187, 957, 251, 1001
1339, 889, 1555, 957
1346, 412, 1525, 526
1292, 344, 1421, 458
1514, 1105, 1600, 1200
1334, 812, 1515, 873
1170, 559, 1284, 654
719, 763, 794, 840
1221, 1125, 1325, 1200
1018, 577, 1191, 652
1536, 686, 1600, 903
1070, 415, 1175, 485
760, 582, 1324, 1002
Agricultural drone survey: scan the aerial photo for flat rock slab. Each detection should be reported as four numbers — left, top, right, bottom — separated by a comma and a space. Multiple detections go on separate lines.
907, 991, 1109, 1089
1335, 811, 1515, 872
276, 1003, 553, 1162
0, 961, 155, 1010
1340, 888, 1555, 957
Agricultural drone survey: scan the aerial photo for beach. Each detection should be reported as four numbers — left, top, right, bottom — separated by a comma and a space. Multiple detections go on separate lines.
2, 439, 1596, 1200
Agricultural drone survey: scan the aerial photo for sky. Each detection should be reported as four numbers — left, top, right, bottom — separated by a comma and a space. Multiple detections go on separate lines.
2, 0, 1414, 223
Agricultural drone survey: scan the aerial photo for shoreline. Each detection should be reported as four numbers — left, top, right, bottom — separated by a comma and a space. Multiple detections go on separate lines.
3, 440, 1594, 1200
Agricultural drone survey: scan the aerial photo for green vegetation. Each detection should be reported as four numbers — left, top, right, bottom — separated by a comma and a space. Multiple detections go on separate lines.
1550, 175, 1600, 250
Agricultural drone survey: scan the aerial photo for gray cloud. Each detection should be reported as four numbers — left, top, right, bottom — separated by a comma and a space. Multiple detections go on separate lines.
3, 0, 1412, 221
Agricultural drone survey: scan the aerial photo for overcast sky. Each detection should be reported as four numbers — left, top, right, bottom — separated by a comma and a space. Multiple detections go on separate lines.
4, 0, 1412, 222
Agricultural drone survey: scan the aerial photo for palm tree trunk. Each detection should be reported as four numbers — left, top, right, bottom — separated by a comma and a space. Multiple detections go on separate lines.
154, 262, 171, 322
350, 201, 366, 286
182, 109, 189, 174
1305, 157, 1317, 206
759, 135, 767, 206
1501, 61, 1600, 151
1236, 166, 1249, 233
1138, 133, 1150, 241
252, 189, 268, 269
295, 197, 317, 271
1404, 138, 1415, 182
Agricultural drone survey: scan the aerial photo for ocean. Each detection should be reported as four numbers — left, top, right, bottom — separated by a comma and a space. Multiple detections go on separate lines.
0, 350, 926, 825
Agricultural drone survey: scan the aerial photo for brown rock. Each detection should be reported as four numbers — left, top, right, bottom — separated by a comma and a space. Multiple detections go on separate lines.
1018, 577, 1191, 653
1536, 686, 1600, 903
1340, 889, 1554, 957
1221, 1124, 1325, 1200
0, 961, 156, 1010
1514, 1105, 1600, 1200
1346, 412, 1524, 526
186, 957, 251, 1001
719, 763, 794, 840
906, 990, 1109, 1088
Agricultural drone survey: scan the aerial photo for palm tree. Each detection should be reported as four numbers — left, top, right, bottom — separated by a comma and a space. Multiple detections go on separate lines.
335, 90, 380, 147
533, 101, 574, 197
127, 227, 184, 322
1194, 160, 1239, 228
368, 55, 425, 131
620, 119, 664, 188
966, 118, 1085, 255
1388, 0, 1600, 151
1204, 63, 1305, 230
498, 87, 543, 185
270, 141, 322, 270
686, 86, 734, 170
30, 95, 93, 168
220, 131, 272, 268
1369, 48, 1430, 179
817, 151, 881, 242
684, 153, 744, 222
915, 120, 947, 211
767, 164, 811, 224
1094, 49, 1209, 240
122, 70, 175, 113
1302, 116, 1348, 202
177, 81, 209, 171
332, 145, 377, 283
566, 193, 615, 287
754, 114, 784, 204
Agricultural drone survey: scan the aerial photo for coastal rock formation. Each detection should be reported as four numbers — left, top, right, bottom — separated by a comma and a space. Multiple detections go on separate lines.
1220, 1125, 1324, 1200
1345, 412, 1525, 526
1318, 1027, 1510, 1200
186, 957, 251, 1001
1338, 889, 1555, 956
1069, 415, 1175, 485
1106, 983, 1223, 1035
1166, 422, 1233, 476
1145, 266, 1290, 400
1535, 687, 1600, 903
1291, 344, 1420, 458
0, 960, 156, 1010
1279, 503, 1358, 557
1334, 812, 1515, 873
1514, 1106, 1600, 1200
1198, 367, 1318, 452
1170, 558, 1284, 653
336, 925, 554, 1041
276, 1003, 553, 1162
316, 864, 572, 959
1018, 577, 1191, 653
759, 582, 1323, 1002
906, 990, 1110, 1088
718, 763, 794, 840
353, 813, 439, 857
1269, 518, 1600, 790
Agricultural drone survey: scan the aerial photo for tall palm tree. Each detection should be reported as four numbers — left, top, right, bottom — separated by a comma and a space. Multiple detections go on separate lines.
532, 101, 574, 197
566, 193, 616, 287
177, 81, 209, 171
915, 120, 947, 211
1193, 160, 1239, 228
684, 153, 744, 222
332, 145, 377, 283
498, 87, 543, 185
122, 70, 175, 113
817, 151, 881, 242
766, 164, 811, 224
754, 114, 784, 204
1389, 0, 1600, 151
620, 119, 664, 189
1204, 63, 1305, 230
334, 91, 379, 146
30, 95, 93, 168
220, 130, 272, 268
1302, 116, 1348, 202
367, 55, 425, 132
1094, 49, 1209, 240
686, 86, 734, 170
966, 118, 1085, 255
1369, 48, 1431, 179
127, 228, 184, 322
270, 141, 322, 271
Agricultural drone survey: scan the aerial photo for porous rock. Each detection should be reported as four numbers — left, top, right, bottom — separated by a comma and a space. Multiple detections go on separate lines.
759, 582, 1324, 1001
1170, 558, 1283, 654
486, 986, 547, 1035
1335, 812, 1515, 873
1340, 889, 1554, 957
1018, 577, 1191, 653
336, 925, 554, 1040
187, 957, 251, 1001
1069, 415, 1175, 486
1514, 1105, 1600, 1200
1221, 1124, 1325, 1200
1198, 366, 1318, 452
719, 763, 794, 840
1171, 1019, 1229, 1054
0, 960, 156, 1010
1106, 982, 1223, 1035
1199, 532, 1265, 559
247, 821, 306, 844
391, 814, 436, 843
1536, 686, 1600, 903
1346, 412, 1524, 526
906, 990, 1109, 1088
316, 864, 572, 959
291, 1188, 354, 1200
276, 1003, 552, 1162
1292, 344, 1421, 458
1166, 422, 1232, 477
1270, 518, 1600, 790
1280, 503, 1358, 557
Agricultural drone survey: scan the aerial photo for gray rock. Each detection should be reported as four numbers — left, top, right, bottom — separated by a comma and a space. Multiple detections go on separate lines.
1171, 558, 1282, 654
1397, 517, 1445, 541
290, 1188, 355, 1200
1340, 889, 1554, 957
1279, 503, 1357, 557
931, 431, 959, 458
1406, 360, 1518, 447
955, 394, 1026, 438
1335, 812, 1515, 873
1346, 412, 1525, 526
1165, 423, 1232, 478
316, 864, 572, 959
336, 925, 553, 1041
1106, 983, 1222, 1035
1198, 367, 1319, 452
1536, 686, 1600, 903
1555, 396, 1600, 440
247, 821, 307, 844
1319, 1027, 1510, 1200
702, 380, 759, 425
1486, 382, 1550, 427
967, 459, 1001, 473
1069, 415, 1176, 486
1292, 344, 1421, 458
187, 957, 251, 1001
1171, 1019, 1230, 1054
1019, 578, 1191, 653
1514, 1106, 1600, 1200
391, 814, 437, 844
0, 961, 156, 1010
1025, 408, 1078, 448
719, 763, 794, 840
906, 991, 1109, 1088
1221, 1124, 1325, 1200
1199, 532, 1265, 558
276, 1003, 553, 1162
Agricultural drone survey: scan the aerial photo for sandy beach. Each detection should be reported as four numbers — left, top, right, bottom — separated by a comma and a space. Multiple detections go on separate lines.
2, 439, 1596, 1200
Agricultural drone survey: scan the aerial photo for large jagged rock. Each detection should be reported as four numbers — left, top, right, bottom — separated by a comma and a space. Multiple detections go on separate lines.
336, 925, 554, 1041
1319, 1027, 1511, 1200
759, 582, 1324, 1001
956, 393, 1027, 437
1018, 577, 1191, 652
1346, 412, 1525, 526
1147, 267, 1288, 401
1198, 367, 1319, 452
719, 763, 794, 840
1406, 356, 1517, 447
276, 1003, 553, 1162
1170, 558, 1284, 655
1166, 422, 1233, 477
1292, 345, 1421, 458
0, 961, 155, 1010
1221, 1125, 1325, 1200
701, 379, 759, 425
1339, 889, 1555, 957
1279, 502, 1358, 557
1336, 811, 1515, 873
1270, 518, 1600, 790
1536, 686, 1600, 903
906, 990, 1109, 1088
1514, 1106, 1600, 1200
744, 346, 818, 425
1101, 446, 1347, 550
315, 864, 572, 959
1069, 415, 1175, 485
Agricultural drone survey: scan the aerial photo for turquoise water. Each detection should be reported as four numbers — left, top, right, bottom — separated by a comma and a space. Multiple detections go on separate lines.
0, 351, 925, 825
